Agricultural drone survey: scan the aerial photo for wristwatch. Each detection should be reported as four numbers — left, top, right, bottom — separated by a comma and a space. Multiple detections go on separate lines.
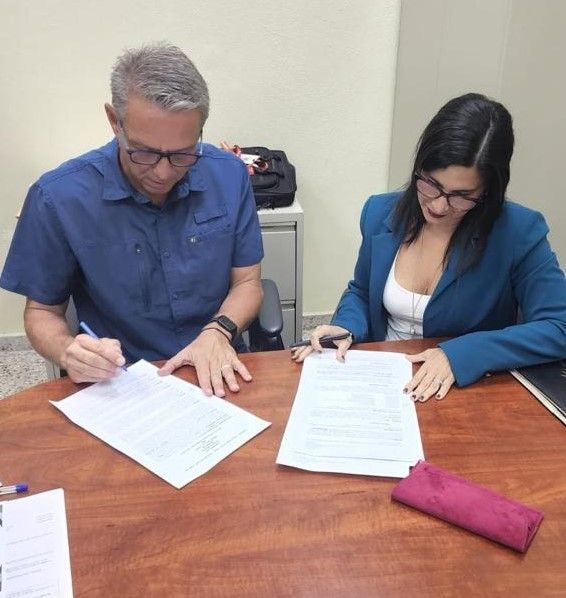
208, 315, 238, 342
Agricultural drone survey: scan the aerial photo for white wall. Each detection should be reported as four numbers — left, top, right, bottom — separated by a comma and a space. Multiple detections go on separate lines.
0, 0, 401, 335
389, 0, 566, 268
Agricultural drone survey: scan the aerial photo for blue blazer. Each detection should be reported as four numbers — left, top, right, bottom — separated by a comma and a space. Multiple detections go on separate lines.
332, 192, 566, 386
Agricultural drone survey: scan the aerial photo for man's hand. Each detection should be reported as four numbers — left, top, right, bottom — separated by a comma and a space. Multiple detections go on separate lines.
290, 324, 353, 363
61, 334, 127, 383
404, 348, 455, 402
158, 328, 252, 397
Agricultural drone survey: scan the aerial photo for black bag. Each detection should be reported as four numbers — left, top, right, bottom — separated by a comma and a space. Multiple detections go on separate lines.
240, 146, 297, 209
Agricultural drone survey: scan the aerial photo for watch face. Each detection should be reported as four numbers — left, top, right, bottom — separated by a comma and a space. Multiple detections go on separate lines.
214, 315, 237, 337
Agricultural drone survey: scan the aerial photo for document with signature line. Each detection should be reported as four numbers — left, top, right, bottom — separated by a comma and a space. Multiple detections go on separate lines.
51, 360, 270, 489
0, 489, 73, 598
276, 350, 424, 478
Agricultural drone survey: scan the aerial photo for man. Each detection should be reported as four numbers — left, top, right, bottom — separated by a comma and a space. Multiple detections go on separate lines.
0, 42, 264, 398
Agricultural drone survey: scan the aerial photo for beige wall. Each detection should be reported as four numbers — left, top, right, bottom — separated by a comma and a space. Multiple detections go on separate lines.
0, 1, 401, 335
389, 0, 566, 268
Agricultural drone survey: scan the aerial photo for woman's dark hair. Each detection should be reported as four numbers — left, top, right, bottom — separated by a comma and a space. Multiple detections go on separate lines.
392, 93, 514, 271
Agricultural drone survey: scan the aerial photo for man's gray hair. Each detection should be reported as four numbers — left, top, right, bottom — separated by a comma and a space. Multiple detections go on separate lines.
110, 42, 209, 123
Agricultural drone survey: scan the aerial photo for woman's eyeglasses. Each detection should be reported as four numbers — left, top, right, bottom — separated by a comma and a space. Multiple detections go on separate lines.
415, 172, 485, 211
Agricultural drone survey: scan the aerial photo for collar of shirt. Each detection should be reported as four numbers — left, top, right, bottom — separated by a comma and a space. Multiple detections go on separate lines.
95, 138, 207, 205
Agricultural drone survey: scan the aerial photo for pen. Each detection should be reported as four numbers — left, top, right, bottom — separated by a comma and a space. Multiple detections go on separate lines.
79, 321, 128, 372
289, 332, 352, 349
0, 483, 28, 496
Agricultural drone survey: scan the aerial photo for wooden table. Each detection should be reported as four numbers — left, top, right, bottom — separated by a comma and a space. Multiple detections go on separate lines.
2, 340, 566, 597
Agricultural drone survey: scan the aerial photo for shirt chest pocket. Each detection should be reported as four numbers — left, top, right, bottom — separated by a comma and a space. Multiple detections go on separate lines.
180, 208, 234, 302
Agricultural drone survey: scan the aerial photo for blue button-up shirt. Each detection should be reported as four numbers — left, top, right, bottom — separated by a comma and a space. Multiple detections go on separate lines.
1, 140, 263, 361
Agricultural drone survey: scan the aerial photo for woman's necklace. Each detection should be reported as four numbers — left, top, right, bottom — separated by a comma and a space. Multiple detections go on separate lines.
409, 233, 442, 336
410, 291, 425, 336
410, 277, 427, 336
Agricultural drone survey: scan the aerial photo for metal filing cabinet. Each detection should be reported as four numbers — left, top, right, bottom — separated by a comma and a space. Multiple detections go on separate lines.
258, 201, 304, 347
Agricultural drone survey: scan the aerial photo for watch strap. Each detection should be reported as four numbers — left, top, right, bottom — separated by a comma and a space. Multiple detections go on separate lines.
208, 315, 237, 341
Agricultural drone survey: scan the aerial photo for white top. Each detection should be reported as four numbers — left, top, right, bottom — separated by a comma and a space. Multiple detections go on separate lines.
383, 252, 431, 340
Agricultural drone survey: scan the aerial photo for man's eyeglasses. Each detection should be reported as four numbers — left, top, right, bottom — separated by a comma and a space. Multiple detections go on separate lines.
118, 123, 203, 167
415, 172, 485, 211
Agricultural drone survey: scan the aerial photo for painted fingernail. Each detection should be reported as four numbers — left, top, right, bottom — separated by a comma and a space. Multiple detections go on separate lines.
410, 393, 416, 399
418, 396, 425, 402
403, 388, 408, 394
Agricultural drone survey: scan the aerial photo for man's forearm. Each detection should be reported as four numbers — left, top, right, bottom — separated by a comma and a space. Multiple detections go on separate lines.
214, 278, 263, 334
24, 301, 75, 367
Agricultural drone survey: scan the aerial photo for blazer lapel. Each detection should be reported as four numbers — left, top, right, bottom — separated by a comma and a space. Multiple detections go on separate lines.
369, 211, 402, 338
430, 252, 459, 300
424, 239, 476, 335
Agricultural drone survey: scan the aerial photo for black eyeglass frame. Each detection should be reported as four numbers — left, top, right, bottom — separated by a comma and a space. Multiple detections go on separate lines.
414, 171, 486, 210
118, 122, 203, 168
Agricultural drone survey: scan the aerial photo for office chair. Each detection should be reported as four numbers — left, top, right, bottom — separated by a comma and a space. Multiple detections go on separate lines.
45, 278, 285, 379
248, 278, 285, 352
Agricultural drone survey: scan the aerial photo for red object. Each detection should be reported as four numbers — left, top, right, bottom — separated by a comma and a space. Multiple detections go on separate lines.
220, 143, 255, 175
391, 460, 544, 552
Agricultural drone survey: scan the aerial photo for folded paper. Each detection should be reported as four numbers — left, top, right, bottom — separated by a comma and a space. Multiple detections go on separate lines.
391, 460, 543, 552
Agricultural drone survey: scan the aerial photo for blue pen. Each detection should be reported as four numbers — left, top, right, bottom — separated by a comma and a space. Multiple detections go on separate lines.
79, 321, 128, 372
0, 483, 28, 496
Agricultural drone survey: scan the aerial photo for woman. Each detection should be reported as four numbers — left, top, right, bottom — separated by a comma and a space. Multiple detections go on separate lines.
292, 93, 566, 402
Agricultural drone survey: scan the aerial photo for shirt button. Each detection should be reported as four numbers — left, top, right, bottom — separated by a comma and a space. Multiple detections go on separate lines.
172, 293, 178, 300
163, 251, 170, 258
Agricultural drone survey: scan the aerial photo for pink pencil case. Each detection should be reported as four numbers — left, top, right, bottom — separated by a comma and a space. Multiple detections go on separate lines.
391, 460, 543, 552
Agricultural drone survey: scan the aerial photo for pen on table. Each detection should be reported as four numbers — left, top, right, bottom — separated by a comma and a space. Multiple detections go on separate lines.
289, 332, 352, 349
0, 483, 29, 496
79, 321, 128, 372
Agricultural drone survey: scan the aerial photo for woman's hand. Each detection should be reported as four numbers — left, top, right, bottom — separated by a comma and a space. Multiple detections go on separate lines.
404, 348, 455, 402
290, 325, 353, 363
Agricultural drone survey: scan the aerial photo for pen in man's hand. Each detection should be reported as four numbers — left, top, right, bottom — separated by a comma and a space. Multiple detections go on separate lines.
79, 321, 128, 371
289, 332, 352, 349
0, 483, 28, 496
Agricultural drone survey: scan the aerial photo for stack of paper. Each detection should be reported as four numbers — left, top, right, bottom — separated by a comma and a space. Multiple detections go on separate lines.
276, 350, 424, 478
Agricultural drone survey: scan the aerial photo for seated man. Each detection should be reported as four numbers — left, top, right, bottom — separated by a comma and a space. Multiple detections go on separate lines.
0, 42, 264, 398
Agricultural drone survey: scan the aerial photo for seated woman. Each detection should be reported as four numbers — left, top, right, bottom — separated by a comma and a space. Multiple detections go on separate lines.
292, 93, 566, 402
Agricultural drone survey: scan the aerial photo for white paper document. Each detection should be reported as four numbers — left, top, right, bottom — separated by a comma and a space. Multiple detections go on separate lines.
276, 350, 424, 478
0, 488, 73, 598
51, 360, 270, 488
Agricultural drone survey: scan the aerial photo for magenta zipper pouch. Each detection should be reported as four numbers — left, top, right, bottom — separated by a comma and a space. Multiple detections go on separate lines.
391, 460, 544, 552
